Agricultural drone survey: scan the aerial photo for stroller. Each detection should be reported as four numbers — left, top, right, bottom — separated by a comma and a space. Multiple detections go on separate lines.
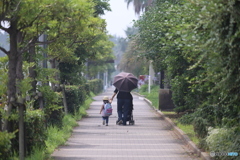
126, 104, 135, 125
116, 103, 135, 125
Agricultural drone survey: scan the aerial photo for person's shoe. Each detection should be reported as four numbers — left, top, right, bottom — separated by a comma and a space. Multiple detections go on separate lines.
106, 123, 108, 126
117, 120, 123, 125
102, 120, 105, 125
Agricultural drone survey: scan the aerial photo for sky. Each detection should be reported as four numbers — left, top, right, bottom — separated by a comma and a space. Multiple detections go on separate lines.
1, 1, 138, 37
101, 0, 139, 38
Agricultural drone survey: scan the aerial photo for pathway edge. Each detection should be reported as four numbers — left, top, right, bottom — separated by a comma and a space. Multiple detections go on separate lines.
133, 92, 211, 160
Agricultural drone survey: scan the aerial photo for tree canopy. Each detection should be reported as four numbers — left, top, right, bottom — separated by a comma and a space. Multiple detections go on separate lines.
0, 0, 114, 159
131, 0, 240, 154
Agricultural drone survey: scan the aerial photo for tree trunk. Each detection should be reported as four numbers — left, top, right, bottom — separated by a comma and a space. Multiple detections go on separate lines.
16, 50, 25, 160
61, 83, 68, 114
18, 102, 25, 160
3, 20, 25, 159
3, 22, 18, 132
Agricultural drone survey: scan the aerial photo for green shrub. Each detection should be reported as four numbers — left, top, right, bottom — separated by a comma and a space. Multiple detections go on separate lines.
87, 79, 103, 94
45, 126, 66, 154
65, 85, 82, 114
193, 117, 208, 139
139, 84, 148, 93
45, 114, 77, 154
139, 85, 159, 109
46, 105, 64, 128
37, 86, 64, 127
84, 83, 90, 96
206, 127, 239, 160
178, 113, 195, 125
65, 82, 99, 115
38, 86, 60, 105
25, 109, 47, 154
0, 131, 16, 159
25, 147, 45, 160
78, 85, 87, 105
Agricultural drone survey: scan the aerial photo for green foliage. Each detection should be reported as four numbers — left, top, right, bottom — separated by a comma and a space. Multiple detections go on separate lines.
25, 146, 45, 160
178, 113, 195, 125
92, 0, 111, 16
206, 127, 240, 160
36, 67, 59, 85
84, 83, 91, 96
133, 0, 240, 152
0, 0, 112, 159
25, 109, 47, 155
38, 86, 60, 105
193, 117, 208, 139
0, 57, 8, 96
139, 84, 148, 93
59, 61, 86, 85
0, 131, 16, 159
64, 81, 99, 116
87, 79, 103, 94
17, 77, 33, 98
37, 86, 64, 127
138, 85, 159, 109
45, 126, 67, 154
45, 96, 93, 157
118, 34, 149, 76
176, 123, 199, 145
45, 114, 78, 154
65, 85, 86, 114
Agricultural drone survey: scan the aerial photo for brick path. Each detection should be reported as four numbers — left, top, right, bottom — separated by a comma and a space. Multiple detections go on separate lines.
52, 86, 199, 160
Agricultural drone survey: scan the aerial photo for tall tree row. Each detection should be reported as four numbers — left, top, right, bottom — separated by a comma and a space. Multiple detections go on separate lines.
128, 0, 240, 157
0, 0, 113, 159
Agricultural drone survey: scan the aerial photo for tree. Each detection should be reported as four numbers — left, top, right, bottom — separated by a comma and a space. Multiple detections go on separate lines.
124, 0, 155, 15
117, 27, 147, 75
132, 0, 240, 153
93, 0, 111, 16
118, 38, 148, 75
0, 0, 111, 159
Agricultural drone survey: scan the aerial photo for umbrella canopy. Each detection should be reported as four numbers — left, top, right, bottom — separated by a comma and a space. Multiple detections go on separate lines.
113, 72, 138, 92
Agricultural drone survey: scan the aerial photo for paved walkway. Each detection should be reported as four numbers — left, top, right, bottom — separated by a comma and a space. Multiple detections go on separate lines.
52, 87, 198, 160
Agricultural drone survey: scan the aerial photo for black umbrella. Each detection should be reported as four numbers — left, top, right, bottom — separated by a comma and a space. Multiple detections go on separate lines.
113, 72, 138, 92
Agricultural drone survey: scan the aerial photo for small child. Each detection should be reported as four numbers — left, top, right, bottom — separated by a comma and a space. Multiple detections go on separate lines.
100, 96, 112, 126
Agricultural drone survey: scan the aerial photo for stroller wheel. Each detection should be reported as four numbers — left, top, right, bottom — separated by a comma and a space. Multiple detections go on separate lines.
129, 120, 135, 125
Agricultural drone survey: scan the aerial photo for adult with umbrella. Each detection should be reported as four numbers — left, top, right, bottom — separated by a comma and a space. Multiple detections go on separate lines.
110, 72, 138, 125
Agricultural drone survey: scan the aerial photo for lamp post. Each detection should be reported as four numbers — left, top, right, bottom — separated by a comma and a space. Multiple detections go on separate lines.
148, 61, 155, 93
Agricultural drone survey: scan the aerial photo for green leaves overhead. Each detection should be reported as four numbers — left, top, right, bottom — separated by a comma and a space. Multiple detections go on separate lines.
132, 0, 240, 142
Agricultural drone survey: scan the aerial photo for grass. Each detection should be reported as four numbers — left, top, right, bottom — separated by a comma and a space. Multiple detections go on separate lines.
176, 123, 199, 144
162, 111, 176, 115
137, 84, 159, 109
138, 85, 200, 146
162, 111, 199, 145
25, 147, 46, 160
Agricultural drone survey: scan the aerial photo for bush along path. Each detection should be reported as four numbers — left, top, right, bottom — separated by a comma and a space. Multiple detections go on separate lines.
3, 80, 103, 160
51, 86, 200, 160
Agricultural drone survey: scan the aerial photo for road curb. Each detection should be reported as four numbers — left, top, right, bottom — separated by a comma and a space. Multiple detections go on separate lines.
136, 94, 211, 160
156, 110, 211, 160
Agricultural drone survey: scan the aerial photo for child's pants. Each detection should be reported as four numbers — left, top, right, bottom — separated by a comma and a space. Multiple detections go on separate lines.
102, 116, 109, 124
